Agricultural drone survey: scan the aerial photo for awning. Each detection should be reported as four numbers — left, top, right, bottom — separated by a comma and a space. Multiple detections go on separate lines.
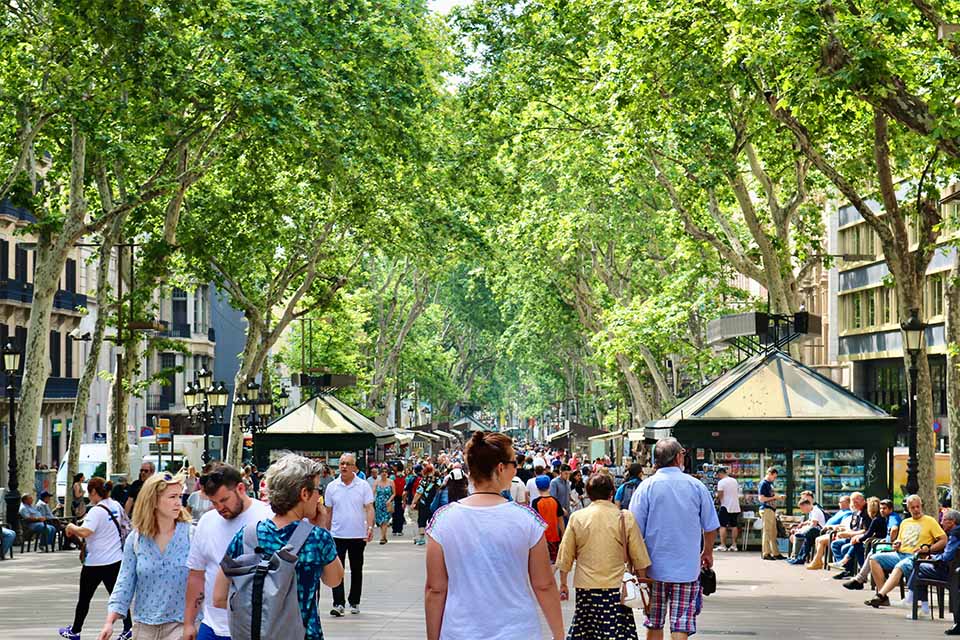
393, 431, 415, 445
432, 429, 458, 440
411, 430, 440, 441
547, 428, 570, 442
588, 430, 625, 442
452, 414, 494, 432
626, 429, 646, 442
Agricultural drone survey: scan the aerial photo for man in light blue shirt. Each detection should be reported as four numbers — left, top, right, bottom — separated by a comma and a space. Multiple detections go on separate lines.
630, 437, 719, 639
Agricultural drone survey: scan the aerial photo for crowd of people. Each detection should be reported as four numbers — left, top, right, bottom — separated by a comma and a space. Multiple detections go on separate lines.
6, 433, 951, 639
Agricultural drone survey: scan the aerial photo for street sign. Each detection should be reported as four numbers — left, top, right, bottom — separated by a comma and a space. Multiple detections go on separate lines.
93, 433, 107, 443
155, 417, 171, 443
149, 443, 171, 454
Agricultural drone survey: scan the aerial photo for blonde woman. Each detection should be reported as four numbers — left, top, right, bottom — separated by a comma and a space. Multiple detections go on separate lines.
96, 472, 193, 640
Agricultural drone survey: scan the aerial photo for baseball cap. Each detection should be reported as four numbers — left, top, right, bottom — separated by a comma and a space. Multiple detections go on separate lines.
535, 475, 550, 491
39, 490, 52, 499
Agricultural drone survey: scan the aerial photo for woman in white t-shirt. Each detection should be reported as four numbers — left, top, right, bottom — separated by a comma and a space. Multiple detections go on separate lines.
60, 477, 131, 640
425, 431, 564, 640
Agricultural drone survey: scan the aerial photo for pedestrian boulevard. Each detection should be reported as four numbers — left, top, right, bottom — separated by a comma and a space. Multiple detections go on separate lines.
0, 532, 948, 639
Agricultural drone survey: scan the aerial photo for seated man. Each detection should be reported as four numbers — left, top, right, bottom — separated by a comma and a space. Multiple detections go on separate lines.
18, 494, 56, 548
0, 525, 14, 557
787, 498, 826, 565
864, 494, 946, 607
832, 497, 889, 578
36, 490, 70, 548
907, 509, 960, 622
803, 495, 851, 569
825, 492, 871, 575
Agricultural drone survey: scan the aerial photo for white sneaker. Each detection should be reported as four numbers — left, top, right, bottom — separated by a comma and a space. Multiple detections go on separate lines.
714, 546, 725, 552
905, 602, 930, 618
901, 591, 914, 607
726, 545, 737, 552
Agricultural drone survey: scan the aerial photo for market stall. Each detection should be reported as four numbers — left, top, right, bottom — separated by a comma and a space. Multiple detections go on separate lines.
644, 349, 897, 513
546, 420, 606, 457
255, 392, 395, 471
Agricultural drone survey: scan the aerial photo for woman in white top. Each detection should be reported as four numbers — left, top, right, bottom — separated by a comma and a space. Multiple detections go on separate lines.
59, 477, 132, 640
425, 431, 564, 640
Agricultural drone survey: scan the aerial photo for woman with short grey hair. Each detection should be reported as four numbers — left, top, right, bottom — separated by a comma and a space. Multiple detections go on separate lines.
265, 455, 324, 515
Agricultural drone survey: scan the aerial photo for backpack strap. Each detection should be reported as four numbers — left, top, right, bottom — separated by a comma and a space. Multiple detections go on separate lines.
243, 519, 263, 554
97, 503, 125, 549
283, 518, 315, 556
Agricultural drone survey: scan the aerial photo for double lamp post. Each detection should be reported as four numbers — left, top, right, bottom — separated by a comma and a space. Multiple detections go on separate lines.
182, 366, 229, 464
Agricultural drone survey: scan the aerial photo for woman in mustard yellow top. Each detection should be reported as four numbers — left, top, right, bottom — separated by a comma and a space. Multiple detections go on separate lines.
557, 473, 651, 640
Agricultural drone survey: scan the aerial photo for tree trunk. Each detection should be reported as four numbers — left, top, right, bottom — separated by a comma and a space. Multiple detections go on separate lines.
65, 229, 116, 515
948, 250, 960, 508
638, 344, 676, 406
15, 244, 62, 494
107, 338, 140, 477
616, 353, 654, 427
226, 322, 262, 467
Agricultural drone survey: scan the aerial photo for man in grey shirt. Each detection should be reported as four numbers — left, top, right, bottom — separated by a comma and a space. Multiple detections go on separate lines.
549, 464, 572, 520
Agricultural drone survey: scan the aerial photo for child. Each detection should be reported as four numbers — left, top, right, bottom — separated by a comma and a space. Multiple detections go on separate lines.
531, 475, 565, 568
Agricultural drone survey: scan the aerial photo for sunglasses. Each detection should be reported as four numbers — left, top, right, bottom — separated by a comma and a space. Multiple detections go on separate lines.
501, 460, 518, 467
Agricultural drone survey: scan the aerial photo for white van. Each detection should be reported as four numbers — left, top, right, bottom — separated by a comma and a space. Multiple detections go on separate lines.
56, 443, 142, 503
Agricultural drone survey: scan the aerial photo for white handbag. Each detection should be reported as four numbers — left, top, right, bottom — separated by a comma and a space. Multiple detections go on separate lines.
619, 512, 651, 611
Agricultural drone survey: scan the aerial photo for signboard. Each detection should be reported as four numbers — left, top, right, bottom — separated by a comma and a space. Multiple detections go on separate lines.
149, 442, 171, 454
140, 426, 154, 438
52, 419, 62, 435
93, 432, 107, 443
155, 418, 171, 444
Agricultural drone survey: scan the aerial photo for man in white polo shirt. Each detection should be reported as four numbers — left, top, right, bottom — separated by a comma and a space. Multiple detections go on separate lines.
325, 452, 374, 617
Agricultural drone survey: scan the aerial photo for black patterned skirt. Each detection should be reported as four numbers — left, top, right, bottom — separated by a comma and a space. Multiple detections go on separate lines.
567, 588, 639, 640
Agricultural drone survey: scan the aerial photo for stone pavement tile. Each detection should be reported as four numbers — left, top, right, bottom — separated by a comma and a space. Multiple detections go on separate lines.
1, 539, 956, 639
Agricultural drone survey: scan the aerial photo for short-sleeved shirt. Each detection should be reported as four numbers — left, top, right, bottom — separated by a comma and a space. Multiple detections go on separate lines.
186, 499, 274, 636
426, 501, 546, 640
227, 520, 338, 640
532, 496, 563, 542
630, 466, 720, 583
887, 512, 903, 539
716, 477, 740, 513
81, 499, 125, 566
896, 515, 946, 554
325, 476, 374, 539
758, 479, 775, 510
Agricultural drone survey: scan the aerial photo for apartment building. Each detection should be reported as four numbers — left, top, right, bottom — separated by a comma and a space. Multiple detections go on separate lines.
828, 192, 957, 451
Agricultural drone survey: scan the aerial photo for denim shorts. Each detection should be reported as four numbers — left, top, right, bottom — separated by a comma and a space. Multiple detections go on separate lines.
871, 551, 915, 578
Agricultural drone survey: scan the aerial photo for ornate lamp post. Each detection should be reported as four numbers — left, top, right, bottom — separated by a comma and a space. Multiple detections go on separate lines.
182, 366, 229, 464
901, 308, 925, 498
235, 380, 273, 465
3, 340, 21, 533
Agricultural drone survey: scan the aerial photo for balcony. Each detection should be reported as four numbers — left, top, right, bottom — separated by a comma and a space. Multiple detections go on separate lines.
53, 289, 87, 312
0, 279, 33, 304
44, 377, 79, 399
169, 323, 191, 338
0, 199, 37, 224
147, 394, 172, 411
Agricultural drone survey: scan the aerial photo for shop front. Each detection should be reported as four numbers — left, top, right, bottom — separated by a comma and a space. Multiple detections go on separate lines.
646, 350, 897, 514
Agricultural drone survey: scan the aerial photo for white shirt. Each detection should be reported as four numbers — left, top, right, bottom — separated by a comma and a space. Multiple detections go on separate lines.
83, 498, 124, 566
717, 476, 740, 513
509, 477, 527, 504
800, 506, 826, 531
533, 456, 547, 470
525, 477, 540, 504
427, 502, 547, 640
187, 498, 273, 636
325, 475, 374, 539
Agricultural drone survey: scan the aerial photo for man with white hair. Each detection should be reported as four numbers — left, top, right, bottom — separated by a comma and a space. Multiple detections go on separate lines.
630, 437, 719, 640
325, 453, 374, 617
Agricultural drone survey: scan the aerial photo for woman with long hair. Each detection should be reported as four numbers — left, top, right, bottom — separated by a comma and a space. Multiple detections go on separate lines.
424, 431, 564, 640
59, 477, 131, 640
373, 466, 396, 544
95, 472, 192, 640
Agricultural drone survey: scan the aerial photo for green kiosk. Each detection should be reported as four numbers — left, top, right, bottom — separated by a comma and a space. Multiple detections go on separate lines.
645, 312, 897, 515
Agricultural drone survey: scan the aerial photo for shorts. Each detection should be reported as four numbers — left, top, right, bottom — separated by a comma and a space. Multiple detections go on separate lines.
547, 540, 560, 563
718, 507, 740, 528
197, 624, 230, 640
871, 551, 915, 579
133, 622, 183, 640
644, 580, 702, 635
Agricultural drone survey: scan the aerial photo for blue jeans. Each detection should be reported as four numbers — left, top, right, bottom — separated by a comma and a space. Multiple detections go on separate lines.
27, 522, 56, 547
836, 540, 865, 568
0, 527, 14, 555
197, 623, 231, 640
908, 562, 948, 602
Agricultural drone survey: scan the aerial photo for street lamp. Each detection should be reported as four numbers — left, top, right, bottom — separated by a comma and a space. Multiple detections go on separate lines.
235, 379, 273, 465
3, 340, 21, 534
901, 307, 925, 497
277, 388, 290, 414
182, 367, 228, 464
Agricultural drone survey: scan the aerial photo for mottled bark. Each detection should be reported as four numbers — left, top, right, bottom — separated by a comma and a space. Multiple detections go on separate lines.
948, 250, 960, 508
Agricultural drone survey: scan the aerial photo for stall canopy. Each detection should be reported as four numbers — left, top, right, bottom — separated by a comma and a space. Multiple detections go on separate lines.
451, 414, 495, 434
256, 392, 395, 467
546, 421, 607, 452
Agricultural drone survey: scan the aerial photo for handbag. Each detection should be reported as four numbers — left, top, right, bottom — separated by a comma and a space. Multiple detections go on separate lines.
700, 567, 717, 596
775, 514, 787, 539
619, 511, 651, 612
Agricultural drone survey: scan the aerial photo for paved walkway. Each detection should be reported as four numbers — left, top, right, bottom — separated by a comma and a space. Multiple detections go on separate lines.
0, 535, 953, 639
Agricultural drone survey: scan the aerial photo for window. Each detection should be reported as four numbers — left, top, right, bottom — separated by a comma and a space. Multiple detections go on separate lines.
65, 335, 74, 378
172, 288, 188, 327
867, 291, 877, 327
65, 259, 77, 293
0, 239, 8, 280
14, 326, 25, 373
49, 330, 61, 377
160, 353, 177, 405
14, 244, 27, 282
852, 292, 862, 329
930, 274, 945, 317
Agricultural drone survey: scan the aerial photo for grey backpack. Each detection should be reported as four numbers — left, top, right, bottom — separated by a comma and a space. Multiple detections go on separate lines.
220, 518, 314, 640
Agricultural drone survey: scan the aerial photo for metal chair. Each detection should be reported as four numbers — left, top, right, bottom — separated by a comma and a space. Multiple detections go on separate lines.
910, 556, 959, 620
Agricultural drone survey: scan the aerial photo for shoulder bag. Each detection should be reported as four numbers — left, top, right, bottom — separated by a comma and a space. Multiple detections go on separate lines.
619, 511, 651, 612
